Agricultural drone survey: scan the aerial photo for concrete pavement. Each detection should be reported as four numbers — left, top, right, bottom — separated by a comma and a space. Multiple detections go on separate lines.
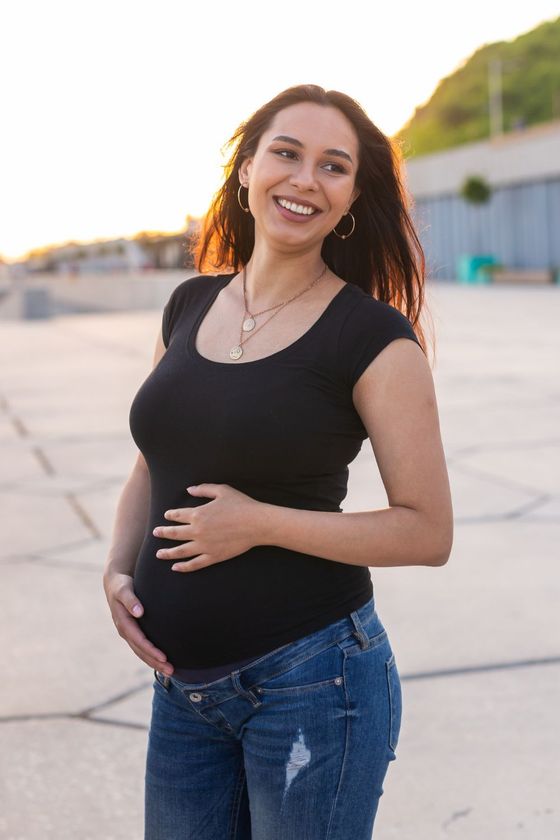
1, 279, 559, 839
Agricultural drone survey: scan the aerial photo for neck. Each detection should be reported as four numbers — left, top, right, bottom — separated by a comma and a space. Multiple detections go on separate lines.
239, 244, 327, 308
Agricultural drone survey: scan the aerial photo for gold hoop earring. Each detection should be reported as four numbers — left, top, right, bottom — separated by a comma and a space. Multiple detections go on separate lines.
332, 211, 355, 239
237, 183, 250, 214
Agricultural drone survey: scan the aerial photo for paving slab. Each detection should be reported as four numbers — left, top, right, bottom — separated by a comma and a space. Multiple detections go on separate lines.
0, 718, 146, 840
378, 665, 560, 839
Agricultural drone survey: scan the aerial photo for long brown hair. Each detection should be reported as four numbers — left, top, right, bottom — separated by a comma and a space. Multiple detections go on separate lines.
190, 84, 433, 361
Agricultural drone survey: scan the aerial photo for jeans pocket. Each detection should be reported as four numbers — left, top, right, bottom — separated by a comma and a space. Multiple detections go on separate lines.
385, 653, 402, 752
255, 642, 344, 695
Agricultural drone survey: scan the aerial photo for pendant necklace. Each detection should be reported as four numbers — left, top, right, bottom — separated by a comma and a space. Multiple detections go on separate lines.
229, 262, 328, 361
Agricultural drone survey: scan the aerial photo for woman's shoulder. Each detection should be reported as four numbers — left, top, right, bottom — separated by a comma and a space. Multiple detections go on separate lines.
167, 272, 224, 303
161, 273, 224, 347
338, 283, 422, 388
343, 282, 416, 330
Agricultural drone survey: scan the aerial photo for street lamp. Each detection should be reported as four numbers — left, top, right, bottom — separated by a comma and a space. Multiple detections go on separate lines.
488, 57, 522, 138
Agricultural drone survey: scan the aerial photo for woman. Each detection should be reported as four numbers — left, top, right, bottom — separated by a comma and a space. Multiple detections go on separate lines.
103, 84, 453, 839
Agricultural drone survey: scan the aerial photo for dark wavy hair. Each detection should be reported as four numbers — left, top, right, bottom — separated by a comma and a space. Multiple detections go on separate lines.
190, 84, 433, 361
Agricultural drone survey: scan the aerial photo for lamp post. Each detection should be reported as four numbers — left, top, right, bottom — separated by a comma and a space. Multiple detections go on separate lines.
488, 58, 504, 138
488, 57, 522, 138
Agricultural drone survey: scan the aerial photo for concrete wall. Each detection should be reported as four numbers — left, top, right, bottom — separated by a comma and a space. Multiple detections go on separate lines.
0, 270, 200, 320
405, 119, 560, 198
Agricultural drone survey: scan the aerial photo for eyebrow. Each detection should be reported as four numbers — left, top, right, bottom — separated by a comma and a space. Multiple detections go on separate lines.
271, 135, 354, 165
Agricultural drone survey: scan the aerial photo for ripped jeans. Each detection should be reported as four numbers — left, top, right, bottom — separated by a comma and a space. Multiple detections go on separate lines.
145, 596, 402, 840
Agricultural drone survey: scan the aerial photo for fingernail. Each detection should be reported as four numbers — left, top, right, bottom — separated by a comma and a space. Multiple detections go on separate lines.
132, 604, 142, 616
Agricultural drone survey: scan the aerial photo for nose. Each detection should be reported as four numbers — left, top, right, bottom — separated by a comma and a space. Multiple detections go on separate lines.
289, 161, 319, 192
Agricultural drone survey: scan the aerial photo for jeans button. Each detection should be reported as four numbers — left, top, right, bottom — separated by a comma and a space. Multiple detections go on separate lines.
335, 677, 343, 685
189, 692, 203, 702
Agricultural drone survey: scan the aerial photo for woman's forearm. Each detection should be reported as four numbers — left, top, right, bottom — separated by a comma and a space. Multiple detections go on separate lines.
258, 503, 451, 568
103, 456, 151, 580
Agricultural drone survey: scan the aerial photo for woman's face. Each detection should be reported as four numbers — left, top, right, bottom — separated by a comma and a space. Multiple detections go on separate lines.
239, 102, 361, 249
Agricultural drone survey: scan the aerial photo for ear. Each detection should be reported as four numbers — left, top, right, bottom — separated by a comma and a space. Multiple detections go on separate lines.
238, 158, 252, 185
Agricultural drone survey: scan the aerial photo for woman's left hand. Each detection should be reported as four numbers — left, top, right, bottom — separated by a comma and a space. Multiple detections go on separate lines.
152, 484, 267, 573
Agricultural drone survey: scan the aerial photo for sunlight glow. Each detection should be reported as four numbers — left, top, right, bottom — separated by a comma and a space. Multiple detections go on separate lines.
1, 0, 558, 261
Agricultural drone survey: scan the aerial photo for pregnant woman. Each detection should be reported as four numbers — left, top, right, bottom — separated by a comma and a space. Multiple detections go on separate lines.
103, 83, 453, 840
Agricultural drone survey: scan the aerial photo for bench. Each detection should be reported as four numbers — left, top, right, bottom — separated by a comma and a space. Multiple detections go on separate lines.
483, 267, 557, 285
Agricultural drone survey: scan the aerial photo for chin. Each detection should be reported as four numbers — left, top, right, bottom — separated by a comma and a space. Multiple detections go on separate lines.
269, 229, 318, 248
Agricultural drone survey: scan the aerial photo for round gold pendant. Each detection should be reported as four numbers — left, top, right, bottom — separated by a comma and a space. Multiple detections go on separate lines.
229, 345, 243, 360
242, 317, 255, 332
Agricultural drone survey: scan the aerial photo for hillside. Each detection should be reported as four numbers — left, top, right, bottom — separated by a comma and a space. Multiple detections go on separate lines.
394, 16, 560, 158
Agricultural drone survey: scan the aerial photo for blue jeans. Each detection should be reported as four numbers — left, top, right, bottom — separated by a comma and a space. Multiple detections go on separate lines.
145, 596, 402, 839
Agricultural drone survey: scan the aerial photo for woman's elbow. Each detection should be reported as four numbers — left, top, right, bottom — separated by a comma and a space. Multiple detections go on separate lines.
430, 525, 454, 566
418, 512, 453, 567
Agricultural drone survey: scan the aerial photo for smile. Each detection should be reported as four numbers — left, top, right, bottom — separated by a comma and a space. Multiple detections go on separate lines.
273, 196, 321, 220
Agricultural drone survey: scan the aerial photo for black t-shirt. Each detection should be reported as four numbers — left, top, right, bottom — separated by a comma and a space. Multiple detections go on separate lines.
129, 272, 422, 668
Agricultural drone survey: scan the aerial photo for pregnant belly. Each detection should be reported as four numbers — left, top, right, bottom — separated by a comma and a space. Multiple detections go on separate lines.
132, 529, 368, 668
132, 533, 307, 668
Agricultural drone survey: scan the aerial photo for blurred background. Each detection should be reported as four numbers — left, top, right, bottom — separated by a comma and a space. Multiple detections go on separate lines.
1, 2, 559, 838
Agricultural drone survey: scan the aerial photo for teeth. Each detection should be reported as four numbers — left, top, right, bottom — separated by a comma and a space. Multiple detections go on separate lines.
277, 198, 317, 216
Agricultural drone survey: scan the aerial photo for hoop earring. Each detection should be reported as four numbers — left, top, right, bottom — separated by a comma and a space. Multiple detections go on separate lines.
332, 211, 355, 239
237, 183, 250, 214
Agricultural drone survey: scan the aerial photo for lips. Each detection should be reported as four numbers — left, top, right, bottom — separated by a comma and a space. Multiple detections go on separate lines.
273, 195, 323, 222
273, 195, 323, 213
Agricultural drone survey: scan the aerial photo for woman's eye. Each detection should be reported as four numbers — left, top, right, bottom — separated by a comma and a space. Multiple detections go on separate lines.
274, 149, 297, 159
324, 163, 346, 174
272, 149, 346, 175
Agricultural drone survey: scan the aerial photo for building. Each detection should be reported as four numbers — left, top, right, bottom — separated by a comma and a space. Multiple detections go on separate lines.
16, 220, 199, 276
404, 118, 560, 281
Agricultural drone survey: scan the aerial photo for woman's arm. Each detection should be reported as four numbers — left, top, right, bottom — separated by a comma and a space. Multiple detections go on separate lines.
102, 453, 151, 580
102, 325, 175, 674
258, 338, 454, 568
103, 322, 167, 580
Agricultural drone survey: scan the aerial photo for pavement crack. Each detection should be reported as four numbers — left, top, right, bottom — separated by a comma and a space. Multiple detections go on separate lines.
453, 511, 558, 524
32, 445, 55, 475
74, 716, 148, 731
0, 678, 152, 731
0, 711, 148, 732
450, 460, 551, 504
12, 415, 29, 437
2, 658, 559, 729
403, 654, 560, 682
79, 678, 152, 716
452, 437, 560, 457
65, 492, 103, 539
442, 807, 472, 830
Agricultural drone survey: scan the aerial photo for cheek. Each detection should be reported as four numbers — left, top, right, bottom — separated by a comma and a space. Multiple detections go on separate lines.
332, 188, 354, 213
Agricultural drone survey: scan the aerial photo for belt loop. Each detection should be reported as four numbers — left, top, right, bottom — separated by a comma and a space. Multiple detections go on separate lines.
231, 671, 261, 707
349, 609, 370, 650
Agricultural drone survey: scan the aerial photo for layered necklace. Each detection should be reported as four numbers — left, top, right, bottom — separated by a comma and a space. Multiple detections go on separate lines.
228, 262, 328, 360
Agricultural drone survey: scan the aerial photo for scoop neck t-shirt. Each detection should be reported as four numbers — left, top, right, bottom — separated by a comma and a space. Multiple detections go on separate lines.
128, 271, 422, 673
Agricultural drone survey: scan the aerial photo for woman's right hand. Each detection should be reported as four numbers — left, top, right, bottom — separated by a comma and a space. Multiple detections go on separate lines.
103, 572, 174, 676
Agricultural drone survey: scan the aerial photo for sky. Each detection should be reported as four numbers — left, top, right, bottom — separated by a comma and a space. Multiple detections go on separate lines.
1, 1, 559, 262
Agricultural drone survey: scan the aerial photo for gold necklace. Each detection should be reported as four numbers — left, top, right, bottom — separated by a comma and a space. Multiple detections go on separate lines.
228, 262, 328, 360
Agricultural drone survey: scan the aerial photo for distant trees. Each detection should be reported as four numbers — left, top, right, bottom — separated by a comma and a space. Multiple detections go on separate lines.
394, 16, 560, 157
